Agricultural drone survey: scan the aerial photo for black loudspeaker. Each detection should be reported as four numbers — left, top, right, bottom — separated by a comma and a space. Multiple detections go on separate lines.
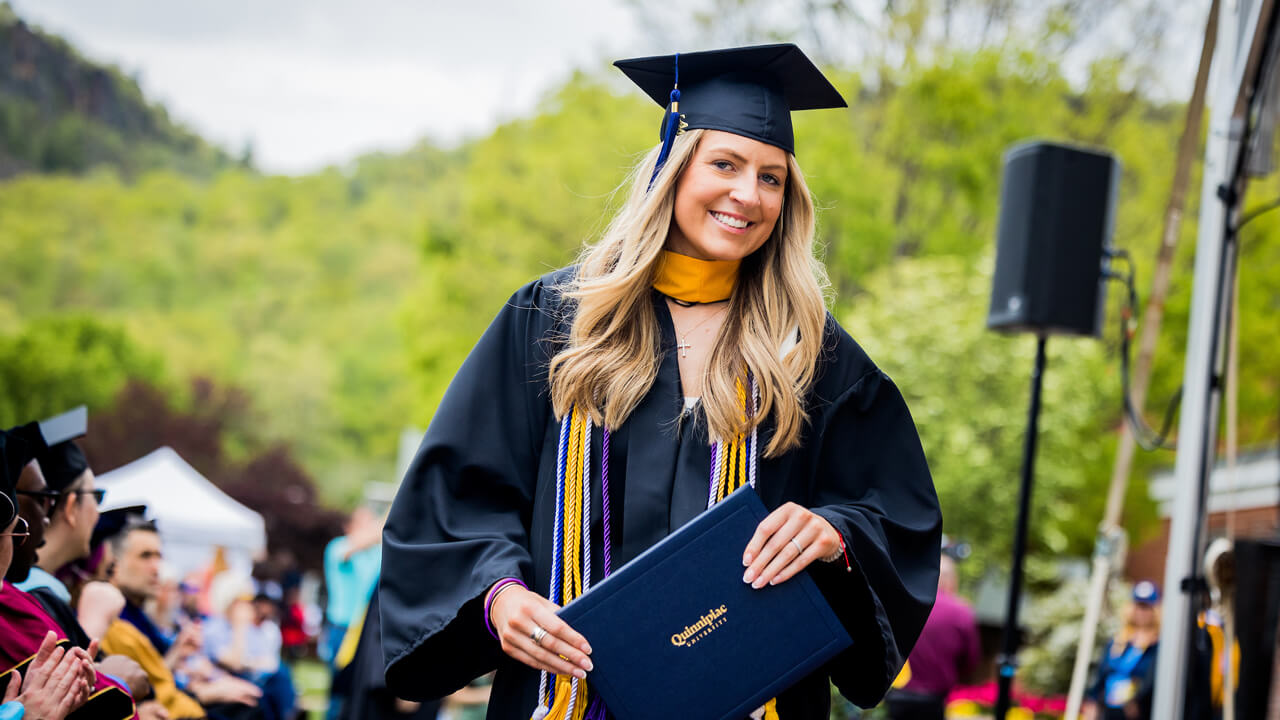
987, 141, 1120, 337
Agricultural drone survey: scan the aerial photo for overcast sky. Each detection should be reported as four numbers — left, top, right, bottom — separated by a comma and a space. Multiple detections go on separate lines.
10, 1, 1212, 175
10, 0, 644, 173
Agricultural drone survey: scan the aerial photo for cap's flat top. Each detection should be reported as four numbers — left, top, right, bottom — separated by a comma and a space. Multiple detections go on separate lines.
39, 405, 88, 446
614, 43, 846, 112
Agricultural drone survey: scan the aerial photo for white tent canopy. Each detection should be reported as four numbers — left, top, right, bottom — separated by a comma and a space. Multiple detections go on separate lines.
98, 447, 267, 576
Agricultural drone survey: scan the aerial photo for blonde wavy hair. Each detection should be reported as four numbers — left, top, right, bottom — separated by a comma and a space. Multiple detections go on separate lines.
547, 129, 829, 457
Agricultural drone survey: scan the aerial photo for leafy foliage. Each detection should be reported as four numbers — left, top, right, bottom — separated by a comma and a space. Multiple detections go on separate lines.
1, 3, 1274, 612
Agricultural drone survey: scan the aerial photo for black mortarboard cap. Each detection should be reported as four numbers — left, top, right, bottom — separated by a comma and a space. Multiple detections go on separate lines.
614, 43, 847, 157
0, 429, 34, 527
0, 407, 89, 524
92, 504, 149, 549
37, 441, 90, 493
37, 405, 88, 447
0, 423, 45, 528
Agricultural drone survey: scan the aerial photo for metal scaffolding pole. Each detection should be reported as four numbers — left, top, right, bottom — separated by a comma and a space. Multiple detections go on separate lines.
1150, 1, 1245, 715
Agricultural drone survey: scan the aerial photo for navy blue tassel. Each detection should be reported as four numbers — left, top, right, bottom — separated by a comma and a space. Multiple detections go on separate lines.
647, 53, 682, 189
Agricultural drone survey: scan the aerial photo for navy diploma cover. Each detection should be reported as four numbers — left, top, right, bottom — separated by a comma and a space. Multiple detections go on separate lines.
557, 485, 852, 720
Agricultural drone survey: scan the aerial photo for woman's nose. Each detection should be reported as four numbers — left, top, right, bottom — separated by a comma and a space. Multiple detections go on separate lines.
728, 174, 760, 208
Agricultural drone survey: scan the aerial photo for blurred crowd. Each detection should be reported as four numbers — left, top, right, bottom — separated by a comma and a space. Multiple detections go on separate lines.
1, 411, 315, 720
0, 408, 491, 720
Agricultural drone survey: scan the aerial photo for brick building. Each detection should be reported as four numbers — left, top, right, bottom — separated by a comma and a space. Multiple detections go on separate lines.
1126, 448, 1279, 584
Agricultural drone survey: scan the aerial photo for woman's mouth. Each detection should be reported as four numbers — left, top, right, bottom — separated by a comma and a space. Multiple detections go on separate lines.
710, 210, 752, 232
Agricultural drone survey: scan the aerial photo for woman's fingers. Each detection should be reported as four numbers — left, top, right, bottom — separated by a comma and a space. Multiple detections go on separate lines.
29, 646, 67, 689
743, 506, 840, 588
31, 630, 59, 671
493, 587, 594, 679
744, 510, 807, 587
3, 671, 20, 704
530, 603, 591, 655
741, 505, 789, 566
528, 609, 593, 671
506, 642, 584, 679
500, 617, 587, 679
46, 651, 83, 706
760, 525, 826, 586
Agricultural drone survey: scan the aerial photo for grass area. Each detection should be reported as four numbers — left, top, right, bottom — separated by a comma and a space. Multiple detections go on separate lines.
290, 658, 331, 719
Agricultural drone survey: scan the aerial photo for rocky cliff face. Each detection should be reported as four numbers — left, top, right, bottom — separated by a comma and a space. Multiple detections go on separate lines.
0, 3, 228, 178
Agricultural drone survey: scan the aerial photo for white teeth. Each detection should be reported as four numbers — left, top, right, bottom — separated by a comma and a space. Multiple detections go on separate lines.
711, 211, 749, 229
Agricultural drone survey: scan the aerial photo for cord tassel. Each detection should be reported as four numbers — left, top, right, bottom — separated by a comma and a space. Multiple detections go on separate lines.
648, 54, 682, 189
585, 694, 608, 720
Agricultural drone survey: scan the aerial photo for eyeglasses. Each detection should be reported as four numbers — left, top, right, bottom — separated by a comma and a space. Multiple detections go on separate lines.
69, 488, 106, 506
16, 489, 60, 513
0, 516, 30, 546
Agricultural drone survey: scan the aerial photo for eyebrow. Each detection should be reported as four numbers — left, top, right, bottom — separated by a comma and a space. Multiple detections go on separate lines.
707, 146, 788, 174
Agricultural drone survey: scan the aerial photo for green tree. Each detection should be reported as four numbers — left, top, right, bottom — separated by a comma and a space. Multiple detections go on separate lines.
0, 314, 164, 427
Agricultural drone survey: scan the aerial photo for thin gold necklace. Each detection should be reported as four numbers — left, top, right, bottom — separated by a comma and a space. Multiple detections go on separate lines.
672, 304, 728, 358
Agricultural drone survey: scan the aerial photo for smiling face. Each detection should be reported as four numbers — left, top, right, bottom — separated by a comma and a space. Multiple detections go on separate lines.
666, 130, 788, 262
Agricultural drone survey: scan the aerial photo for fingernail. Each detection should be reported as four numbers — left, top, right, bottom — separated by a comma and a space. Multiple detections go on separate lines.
752, 578, 765, 589
743, 570, 754, 584
743, 554, 752, 566
582, 644, 592, 655
574, 669, 586, 679
583, 659, 594, 672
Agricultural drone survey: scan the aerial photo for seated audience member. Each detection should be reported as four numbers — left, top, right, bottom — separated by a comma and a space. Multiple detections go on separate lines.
277, 582, 309, 661
1, 423, 134, 720
887, 555, 981, 720
59, 505, 142, 609
16, 440, 101, 603
147, 565, 186, 641
101, 516, 265, 720
10, 440, 154, 707
203, 577, 297, 720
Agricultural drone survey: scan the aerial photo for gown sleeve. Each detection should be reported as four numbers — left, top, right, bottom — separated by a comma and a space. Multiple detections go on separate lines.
380, 276, 561, 700
804, 331, 943, 708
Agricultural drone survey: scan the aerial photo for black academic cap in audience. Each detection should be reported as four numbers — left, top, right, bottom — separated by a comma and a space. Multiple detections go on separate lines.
1, 421, 49, 528
37, 441, 90, 493
92, 504, 150, 548
0, 428, 37, 528
0, 406, 89, 523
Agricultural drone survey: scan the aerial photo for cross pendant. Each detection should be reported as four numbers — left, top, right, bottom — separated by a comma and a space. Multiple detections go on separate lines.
677, 339, 692, 358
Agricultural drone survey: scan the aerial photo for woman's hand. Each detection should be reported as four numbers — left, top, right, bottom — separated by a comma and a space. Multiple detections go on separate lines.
6, 631, 92, 720
742, 502, 841, 588
489, 585, 593, 679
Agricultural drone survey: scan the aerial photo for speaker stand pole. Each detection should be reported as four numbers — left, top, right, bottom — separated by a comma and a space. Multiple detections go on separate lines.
994, 335, 1047, 720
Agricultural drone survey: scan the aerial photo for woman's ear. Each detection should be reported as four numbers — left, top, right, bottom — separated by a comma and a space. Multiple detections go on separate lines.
59, 492, 80, 527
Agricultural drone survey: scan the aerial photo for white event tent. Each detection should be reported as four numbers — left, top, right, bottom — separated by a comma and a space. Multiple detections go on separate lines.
97, 447, 267, 576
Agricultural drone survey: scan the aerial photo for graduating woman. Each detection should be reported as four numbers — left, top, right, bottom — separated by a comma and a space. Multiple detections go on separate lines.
381, 44, 942, 719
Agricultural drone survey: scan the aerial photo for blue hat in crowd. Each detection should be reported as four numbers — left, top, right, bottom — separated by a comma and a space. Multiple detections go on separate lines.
1132, 580, 1160, 604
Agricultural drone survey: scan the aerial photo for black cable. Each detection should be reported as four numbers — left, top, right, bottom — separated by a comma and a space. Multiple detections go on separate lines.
1233, 195, 1280, 232
1103, 262, 1181, 451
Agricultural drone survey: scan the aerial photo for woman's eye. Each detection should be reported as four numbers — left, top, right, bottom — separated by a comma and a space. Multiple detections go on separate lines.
712, 160, 734, 171
761, 173, 781, 186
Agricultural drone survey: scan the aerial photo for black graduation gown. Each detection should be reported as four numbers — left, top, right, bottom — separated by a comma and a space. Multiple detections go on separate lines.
29, 586, 94, 651
380, 268, 942, 719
